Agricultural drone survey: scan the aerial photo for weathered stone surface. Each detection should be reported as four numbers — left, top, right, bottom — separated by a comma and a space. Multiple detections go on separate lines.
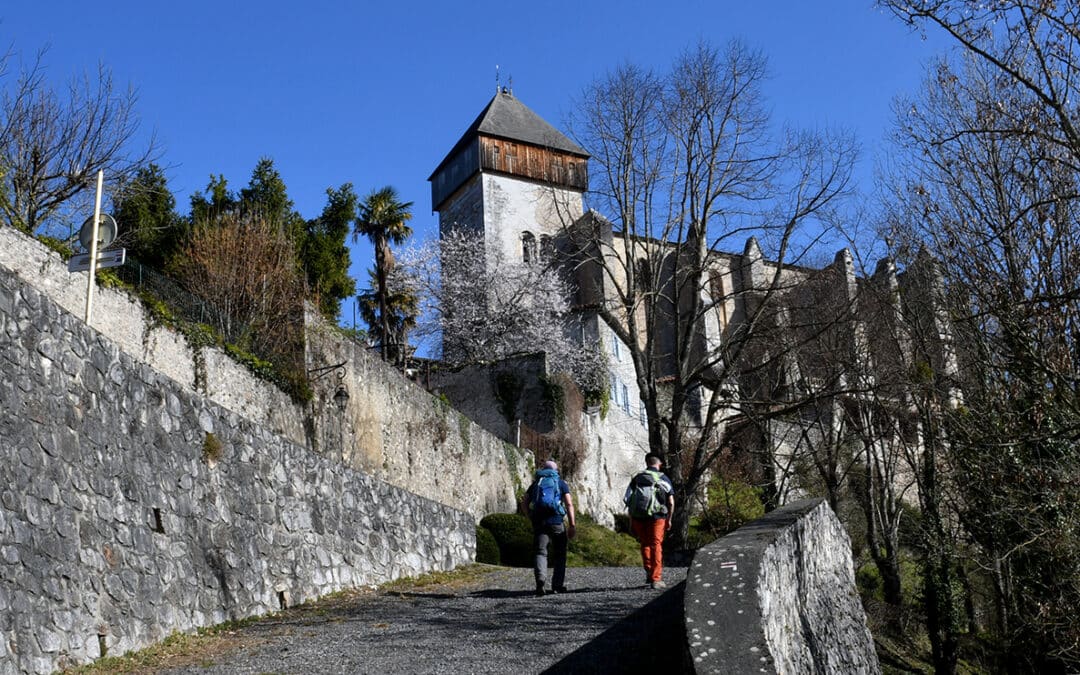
685, 499, 879, 675
0, 263, 477, 674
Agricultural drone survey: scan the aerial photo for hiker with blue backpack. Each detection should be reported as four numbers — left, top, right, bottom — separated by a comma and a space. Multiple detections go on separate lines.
624, 453, 675, 589
524, 460, 576, 597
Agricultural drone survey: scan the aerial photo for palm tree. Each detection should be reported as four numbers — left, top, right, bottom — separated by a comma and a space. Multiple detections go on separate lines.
357, 267, 418, 365
354, 186, 413, 361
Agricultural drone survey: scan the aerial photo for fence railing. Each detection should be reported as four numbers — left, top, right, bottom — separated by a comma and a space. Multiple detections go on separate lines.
114, 259, 237, 332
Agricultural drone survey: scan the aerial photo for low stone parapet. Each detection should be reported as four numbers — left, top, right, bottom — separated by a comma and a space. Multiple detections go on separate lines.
684, 499, 879, 674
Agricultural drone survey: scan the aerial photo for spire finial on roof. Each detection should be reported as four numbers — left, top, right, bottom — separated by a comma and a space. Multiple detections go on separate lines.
495, 64, 500, 94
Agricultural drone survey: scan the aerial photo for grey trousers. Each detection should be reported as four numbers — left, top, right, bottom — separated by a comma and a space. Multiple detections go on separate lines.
533, 522, 567, 588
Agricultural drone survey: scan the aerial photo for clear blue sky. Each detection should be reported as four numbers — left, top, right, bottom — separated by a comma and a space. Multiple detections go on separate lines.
2, 1, 946, 321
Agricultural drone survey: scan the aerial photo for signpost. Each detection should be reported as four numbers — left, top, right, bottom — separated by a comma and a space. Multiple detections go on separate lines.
74, 170, 125, 324
84, 171, 105, 323
68, 248, 126, 273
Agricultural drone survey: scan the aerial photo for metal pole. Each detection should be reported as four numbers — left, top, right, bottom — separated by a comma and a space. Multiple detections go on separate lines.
84, 170, 105, 324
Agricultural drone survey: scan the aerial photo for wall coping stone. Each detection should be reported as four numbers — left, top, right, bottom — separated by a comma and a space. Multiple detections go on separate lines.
684, 499, 880, 674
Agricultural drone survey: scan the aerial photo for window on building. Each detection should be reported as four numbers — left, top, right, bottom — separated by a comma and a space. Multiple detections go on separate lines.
609, 374, 619, 407
639, 402, 648, 428
506, 143, 517, 172
539, 235, 553, 259
492, 145, 500, 170
522, 232, 536, 264
611, 328, 621, 360
621, 384, 630, 414
710, 270, 730, 328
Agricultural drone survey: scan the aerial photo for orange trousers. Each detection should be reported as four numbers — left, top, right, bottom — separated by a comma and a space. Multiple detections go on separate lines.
630, 517, 667, 582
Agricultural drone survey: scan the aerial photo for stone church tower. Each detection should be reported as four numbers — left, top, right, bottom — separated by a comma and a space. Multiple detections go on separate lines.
428, 88, 589, 264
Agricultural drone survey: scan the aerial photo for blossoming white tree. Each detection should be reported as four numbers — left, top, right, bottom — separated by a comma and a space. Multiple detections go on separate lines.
396, 229, 604, 392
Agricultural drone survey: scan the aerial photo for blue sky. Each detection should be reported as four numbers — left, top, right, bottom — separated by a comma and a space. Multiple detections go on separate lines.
2, 1, 946, 322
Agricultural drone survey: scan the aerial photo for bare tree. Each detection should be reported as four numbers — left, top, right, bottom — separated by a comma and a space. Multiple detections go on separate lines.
0, 57, 155, 235
565, 41, 857, 546
169, 212, 305, 371
882, 0, 1080, 162
397, 229, 604, 392
879, 11, 1080, 666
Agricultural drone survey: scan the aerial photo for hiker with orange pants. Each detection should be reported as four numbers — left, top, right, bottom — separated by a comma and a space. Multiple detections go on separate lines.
624, 453, 675, 589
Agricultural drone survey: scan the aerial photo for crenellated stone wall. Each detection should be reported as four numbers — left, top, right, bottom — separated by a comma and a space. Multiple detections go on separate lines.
0, 265, 477, 674
684, 499, 879, 675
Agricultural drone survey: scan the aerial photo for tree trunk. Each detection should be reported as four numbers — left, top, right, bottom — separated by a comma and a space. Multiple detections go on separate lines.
919, 408, 959, 675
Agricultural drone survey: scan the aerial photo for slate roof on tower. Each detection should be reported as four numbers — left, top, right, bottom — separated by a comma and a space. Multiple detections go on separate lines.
429, 89, 589, 181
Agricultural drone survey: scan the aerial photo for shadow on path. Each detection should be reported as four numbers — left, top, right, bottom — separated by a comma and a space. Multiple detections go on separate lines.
542, 581, 693, 674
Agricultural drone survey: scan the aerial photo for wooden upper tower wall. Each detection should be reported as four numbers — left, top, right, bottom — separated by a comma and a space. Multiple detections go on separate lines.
429, 89, 589, 214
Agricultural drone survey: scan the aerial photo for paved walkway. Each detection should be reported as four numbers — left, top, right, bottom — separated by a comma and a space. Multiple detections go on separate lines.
157, 566, 691, 675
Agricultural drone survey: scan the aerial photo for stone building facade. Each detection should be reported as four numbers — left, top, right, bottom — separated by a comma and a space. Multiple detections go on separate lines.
426, 90, 957, 521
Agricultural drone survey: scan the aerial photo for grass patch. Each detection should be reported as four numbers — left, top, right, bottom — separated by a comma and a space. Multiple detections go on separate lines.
62, 565, 498, 673
568, 514, 640, 567
61, 616, 268, 674
379, 564, 494, 594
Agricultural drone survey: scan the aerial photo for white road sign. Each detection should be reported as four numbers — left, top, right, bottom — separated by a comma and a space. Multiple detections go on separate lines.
68, 248, 126, 273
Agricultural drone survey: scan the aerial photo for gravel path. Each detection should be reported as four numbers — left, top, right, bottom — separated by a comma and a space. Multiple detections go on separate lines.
157, 566, 692, 675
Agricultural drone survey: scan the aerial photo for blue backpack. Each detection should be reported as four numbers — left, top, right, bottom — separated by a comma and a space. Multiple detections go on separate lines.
531, 468, 565, 518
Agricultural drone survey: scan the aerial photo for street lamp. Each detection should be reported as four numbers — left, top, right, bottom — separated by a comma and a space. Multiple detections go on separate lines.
333, 383, 350, 411
308, 361, 349, 412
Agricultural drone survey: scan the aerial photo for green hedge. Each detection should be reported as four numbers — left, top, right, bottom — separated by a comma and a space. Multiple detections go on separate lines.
478, 513, 534, 567
475, 525, 500, 564
478, 512, 640, 568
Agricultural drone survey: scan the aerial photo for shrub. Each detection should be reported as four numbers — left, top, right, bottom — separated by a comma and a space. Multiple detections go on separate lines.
475, 525, 500, 565
857, 562, 884, 601
202, 433, 224, 465
687, 476, 765, 549
36, 235, 73, 259
478, 513, 533, 567
479, 512, 641, 568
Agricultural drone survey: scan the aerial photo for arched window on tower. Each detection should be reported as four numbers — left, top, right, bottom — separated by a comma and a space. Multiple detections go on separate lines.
522, 231, 537, 263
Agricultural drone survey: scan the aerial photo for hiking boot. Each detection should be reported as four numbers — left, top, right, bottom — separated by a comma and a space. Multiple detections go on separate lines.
535, 583, 546, 597
552, 585, 569, 594
650, 580, 667, 590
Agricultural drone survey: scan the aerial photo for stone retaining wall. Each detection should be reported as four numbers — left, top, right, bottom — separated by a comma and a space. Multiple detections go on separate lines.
684, 499, 879, 674
0, 267, 475, 674
0, 227, 531, 522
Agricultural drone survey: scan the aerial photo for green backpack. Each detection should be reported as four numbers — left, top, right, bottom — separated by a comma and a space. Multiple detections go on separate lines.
627, 470, 666, 518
